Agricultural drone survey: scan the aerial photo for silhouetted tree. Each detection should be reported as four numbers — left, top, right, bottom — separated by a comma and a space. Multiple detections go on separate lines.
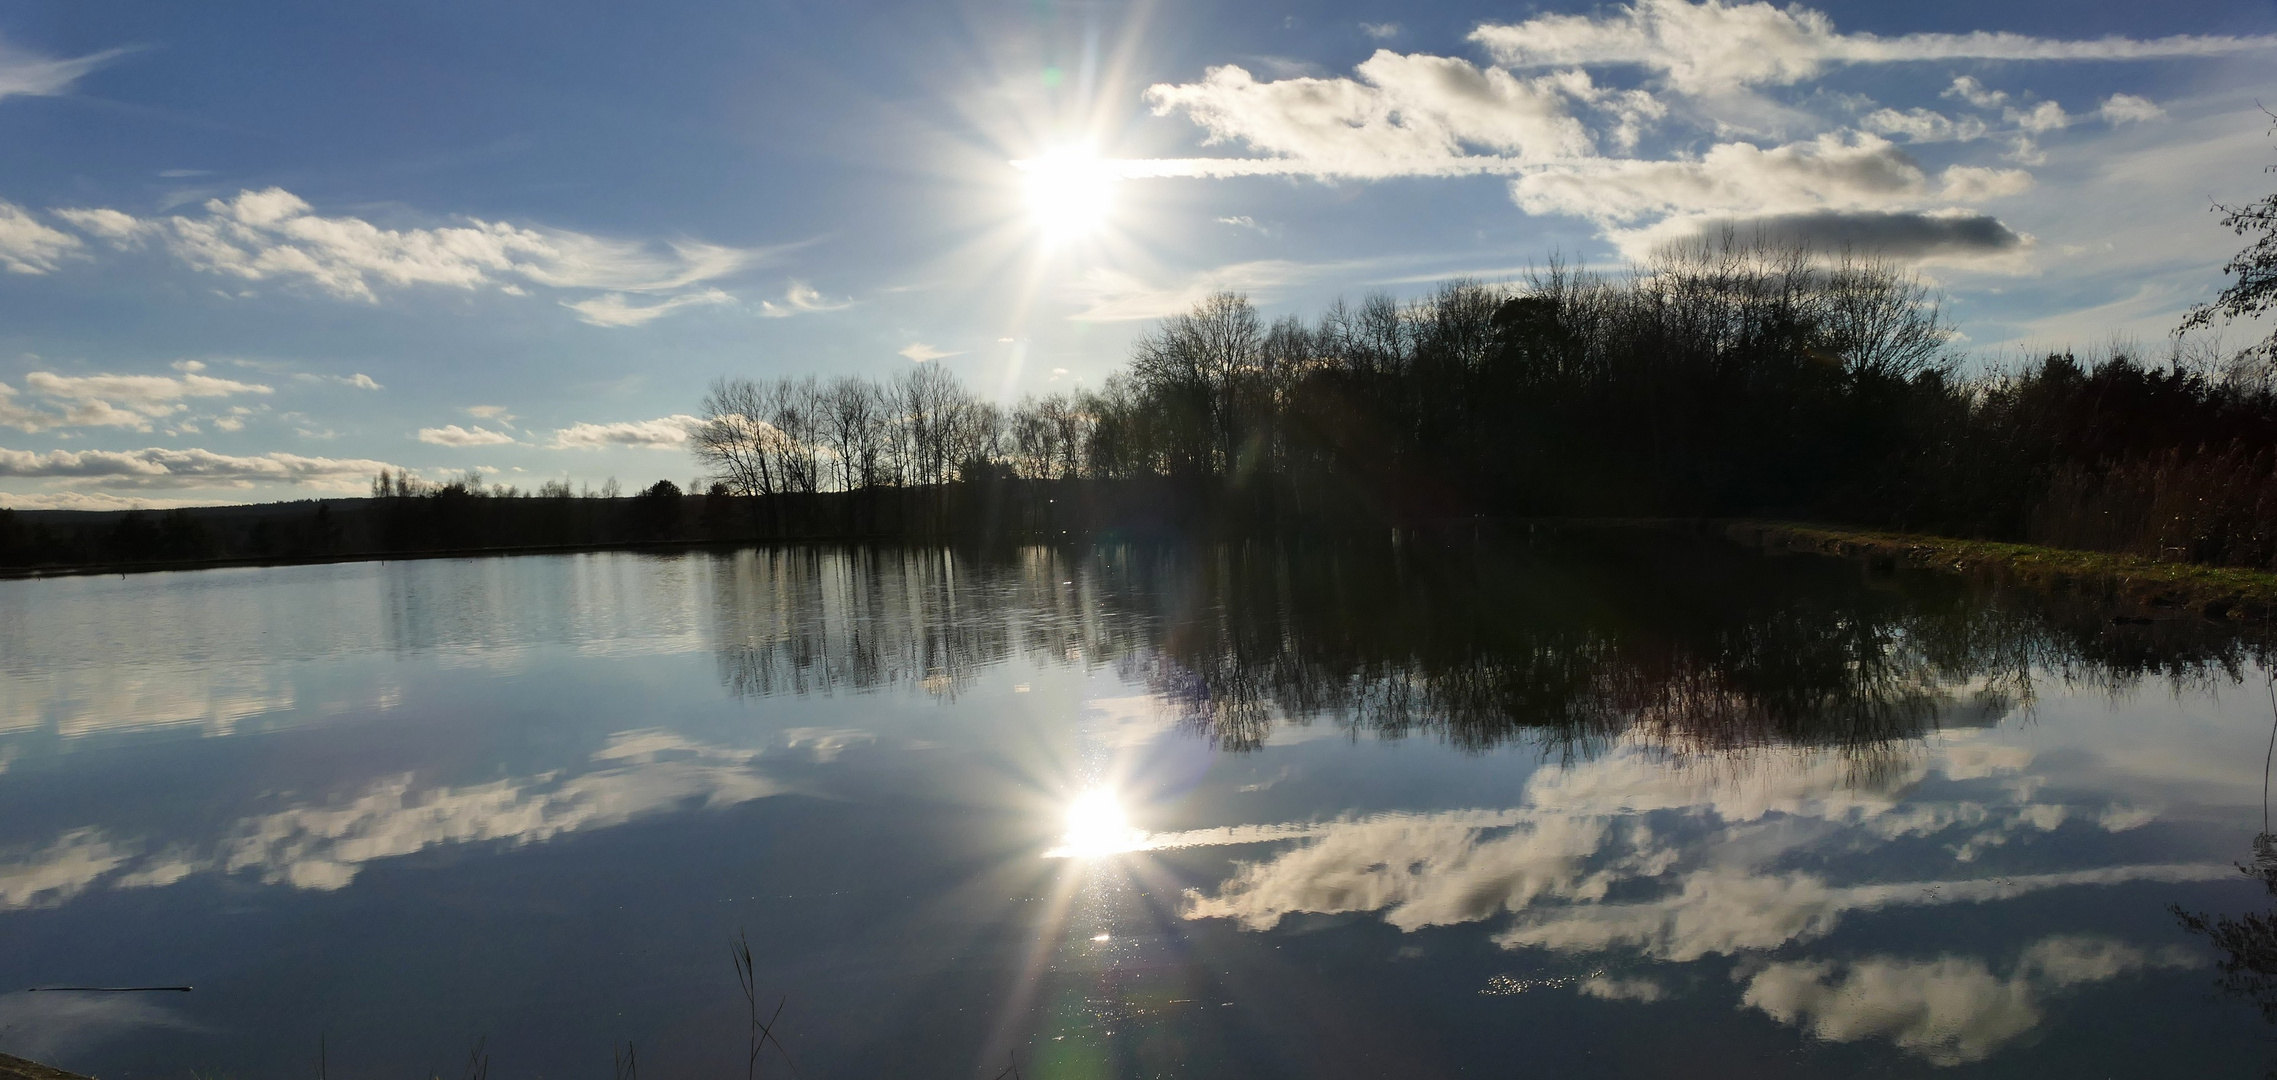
2182, 115, 2277, 364
631, 479, 683, 538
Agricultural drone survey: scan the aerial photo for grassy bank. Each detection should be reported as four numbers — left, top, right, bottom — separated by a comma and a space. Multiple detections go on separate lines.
0, 1052, 93, 1080
1726, 520, 2277, 622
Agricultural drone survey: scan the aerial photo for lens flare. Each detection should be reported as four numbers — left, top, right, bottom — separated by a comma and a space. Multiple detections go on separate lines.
1019, 148, 1116, 241
1049, 787, 1146, 857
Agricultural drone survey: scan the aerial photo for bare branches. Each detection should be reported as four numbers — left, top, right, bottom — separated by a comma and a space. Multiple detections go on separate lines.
695, 377, 786, 498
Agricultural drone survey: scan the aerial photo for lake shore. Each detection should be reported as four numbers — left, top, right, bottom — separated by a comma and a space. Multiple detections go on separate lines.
1, 1052, 95, 1080
1724, 520, 2277, 623
10, 512, 2277, 625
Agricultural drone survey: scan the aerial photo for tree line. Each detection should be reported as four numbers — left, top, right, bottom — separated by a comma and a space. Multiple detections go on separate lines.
691, 364, 1089, 496
682, 238, 2277, 569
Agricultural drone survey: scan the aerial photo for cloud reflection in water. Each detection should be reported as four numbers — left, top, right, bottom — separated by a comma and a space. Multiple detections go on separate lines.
1167, 733, 2216, 1063
0, 729, 784, 906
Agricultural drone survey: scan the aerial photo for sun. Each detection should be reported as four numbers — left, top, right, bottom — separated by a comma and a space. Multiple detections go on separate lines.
1019, 148, 1117, 241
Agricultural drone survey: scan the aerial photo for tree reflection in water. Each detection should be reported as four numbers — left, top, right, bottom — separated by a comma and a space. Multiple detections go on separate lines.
705, 526, 2268, 761
2176, 678, 2277, 1038
699, 527, 2274, 1067
2176, 835, 2277, 1026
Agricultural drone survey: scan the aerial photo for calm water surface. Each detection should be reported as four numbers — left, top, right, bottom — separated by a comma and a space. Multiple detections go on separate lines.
3, 533, 2275, 1077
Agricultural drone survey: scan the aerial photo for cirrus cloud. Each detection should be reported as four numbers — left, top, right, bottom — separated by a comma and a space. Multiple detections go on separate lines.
0, 34, 128, 103
565, 288, 733, 328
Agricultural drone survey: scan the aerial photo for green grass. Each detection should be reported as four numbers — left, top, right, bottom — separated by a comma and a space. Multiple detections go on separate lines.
1726, 520, 2277, 620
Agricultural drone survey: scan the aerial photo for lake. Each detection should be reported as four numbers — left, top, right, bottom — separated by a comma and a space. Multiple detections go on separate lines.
3, 529, 2274, 1077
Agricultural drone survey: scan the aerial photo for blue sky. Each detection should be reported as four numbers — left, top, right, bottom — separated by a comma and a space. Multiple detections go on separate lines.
0, 0, 2273, 509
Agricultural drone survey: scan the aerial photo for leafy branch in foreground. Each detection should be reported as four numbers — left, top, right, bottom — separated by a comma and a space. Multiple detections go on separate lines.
2182, 111, 2277, 363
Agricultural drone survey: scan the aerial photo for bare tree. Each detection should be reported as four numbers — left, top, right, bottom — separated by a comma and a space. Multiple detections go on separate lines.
897, 364, 970, 486
823, 376, 880, 491
1009, 393, 1094, 480
694, 377, 786, 497
1130, 291, 1262, 475
1818, 253, 1951, 380
768, 376, 827, 495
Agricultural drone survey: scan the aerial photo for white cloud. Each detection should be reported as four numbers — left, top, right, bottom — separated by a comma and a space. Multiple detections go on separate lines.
899, 342, 960, 362
0, 199, 83, 274
54, 187, 765, 308
1177, 735, 2222, 967
1861, 107, 1987, 143
1469, 0, 2277, 95
2100, 93, 2166, 124
415, 424, 516, 447
0, 35, 126, 102
1128, 19, 2048, 262
565, 287, 732, 327
782, 727, 877, 763
547, 414, 705, 450
466, 404, 513, 420
0, 661, 300, 740
0, 989, 201, 1063
0, 731, 779, 900
54, 205, 140, 242
1508, 132, 2032, 257
0, 490, 216, 510
1943, 76, 2008, 109
0, 369, 273, 433
291, 371, 383, 390
1578, 976, 1667, 1003
1513, 133, 2024, 225
0, 446, 398, 490
1742, 937, 2193, 1065
1144, 51, 1595, 177
0, 827, 134, 909
758, 279, 852, 317
218, 743, 776, 891
2007, 100, 2070, 134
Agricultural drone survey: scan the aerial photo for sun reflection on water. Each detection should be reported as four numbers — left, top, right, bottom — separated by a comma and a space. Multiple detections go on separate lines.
1046, 787, 1147, 858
